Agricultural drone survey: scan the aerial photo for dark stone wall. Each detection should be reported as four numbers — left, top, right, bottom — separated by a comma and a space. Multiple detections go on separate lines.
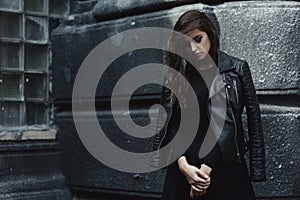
0, 141, 72, 199
52, 0, 300, 199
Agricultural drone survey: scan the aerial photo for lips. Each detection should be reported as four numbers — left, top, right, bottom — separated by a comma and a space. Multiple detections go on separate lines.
194, 52, 204, 57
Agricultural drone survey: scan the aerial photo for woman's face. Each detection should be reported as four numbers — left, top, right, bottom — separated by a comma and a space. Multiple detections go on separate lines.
185, 28, 211, 60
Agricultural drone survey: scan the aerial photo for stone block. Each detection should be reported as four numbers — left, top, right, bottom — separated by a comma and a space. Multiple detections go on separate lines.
215, 1, 300, 91
251, 105, 300, 197
56, 110, 165, 195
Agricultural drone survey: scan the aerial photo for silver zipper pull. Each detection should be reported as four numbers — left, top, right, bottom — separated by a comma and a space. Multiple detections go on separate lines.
233, 79, 239, 104
236, 153, 241, 164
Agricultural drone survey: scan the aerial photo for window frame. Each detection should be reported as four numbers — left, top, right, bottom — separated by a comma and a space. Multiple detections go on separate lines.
0, 0, 68, 132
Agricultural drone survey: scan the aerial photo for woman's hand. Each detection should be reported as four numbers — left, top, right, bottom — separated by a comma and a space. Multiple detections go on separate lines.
190, 164, 212, 197
177, 157, 211, 191
200, 164, 212, 176
190, 186, 206, 198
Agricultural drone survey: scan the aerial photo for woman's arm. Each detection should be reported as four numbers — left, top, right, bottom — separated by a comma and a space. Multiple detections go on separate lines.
240, 61, 266, 181
190, 164, 212, 197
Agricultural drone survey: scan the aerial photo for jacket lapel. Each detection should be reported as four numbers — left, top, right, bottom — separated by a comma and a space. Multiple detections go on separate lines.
209, 73, 226, 99
217, 50, 235, 73
209, 51, 235, 99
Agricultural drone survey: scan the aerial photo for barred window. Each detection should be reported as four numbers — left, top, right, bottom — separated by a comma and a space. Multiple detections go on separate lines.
0, 0, 68, 130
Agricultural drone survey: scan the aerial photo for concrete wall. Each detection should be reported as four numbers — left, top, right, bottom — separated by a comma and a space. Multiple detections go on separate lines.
52, 1, 300, 199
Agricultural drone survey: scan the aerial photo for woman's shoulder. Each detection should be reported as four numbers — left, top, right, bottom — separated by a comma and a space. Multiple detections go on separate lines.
218, 50, 249, 74
219, 50, 247, 66
218, 50, 247, 74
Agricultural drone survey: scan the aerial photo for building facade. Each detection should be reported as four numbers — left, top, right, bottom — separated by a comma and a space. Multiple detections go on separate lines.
1, 0, 299, 199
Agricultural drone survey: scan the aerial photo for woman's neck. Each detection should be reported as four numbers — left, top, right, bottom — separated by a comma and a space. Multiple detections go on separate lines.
195, 54, 216, 71
197, 63, 215, 71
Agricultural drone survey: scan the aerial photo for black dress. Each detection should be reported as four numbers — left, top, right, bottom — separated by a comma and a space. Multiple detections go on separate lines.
161, 64, 256, 200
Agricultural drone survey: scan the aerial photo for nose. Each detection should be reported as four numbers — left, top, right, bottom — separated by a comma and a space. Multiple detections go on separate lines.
190, 42, 198, 53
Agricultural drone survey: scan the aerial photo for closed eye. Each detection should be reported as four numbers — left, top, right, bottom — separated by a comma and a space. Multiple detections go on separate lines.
193, 35, 202, 43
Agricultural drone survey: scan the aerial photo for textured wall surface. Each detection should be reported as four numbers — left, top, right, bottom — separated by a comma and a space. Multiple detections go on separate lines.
215, 1, 300, 92
0, 141, 72, 199
256, 105, 300, 197
52, 0, 300, 199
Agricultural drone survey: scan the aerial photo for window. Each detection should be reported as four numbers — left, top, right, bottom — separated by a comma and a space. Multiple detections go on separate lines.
0, 0, 68, 130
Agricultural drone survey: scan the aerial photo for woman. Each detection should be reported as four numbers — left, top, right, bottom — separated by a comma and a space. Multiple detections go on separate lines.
158, 10, 266, 200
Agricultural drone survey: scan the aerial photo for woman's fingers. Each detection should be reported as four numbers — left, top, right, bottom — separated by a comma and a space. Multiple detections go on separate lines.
193, 175, 210, 186
181, 163, 211, 194
191, 186, 206, 197
188, 168, 209, 185
190, 187, 201, 198
191, 175, 210, 190
192, 182, 208, 190
190, 187, 194, 199
186, 164, 211, 198
196, 168, 210, 179
191, 185, 202, 192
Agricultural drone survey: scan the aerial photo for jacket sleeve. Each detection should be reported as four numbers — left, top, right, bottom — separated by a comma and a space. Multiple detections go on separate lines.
240, 61, 267, 182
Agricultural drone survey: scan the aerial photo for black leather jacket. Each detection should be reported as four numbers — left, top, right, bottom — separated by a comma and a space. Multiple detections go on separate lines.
154, 51, 266, 182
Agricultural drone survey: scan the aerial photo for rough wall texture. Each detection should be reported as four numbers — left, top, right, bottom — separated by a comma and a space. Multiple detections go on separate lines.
215, 1, 300, 92
52, 0, 300, 199
0, 141, 72, 199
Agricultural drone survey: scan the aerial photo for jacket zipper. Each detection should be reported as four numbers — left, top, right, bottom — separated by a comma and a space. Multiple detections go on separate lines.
233, 79, 248, 151
223, 75, 241, 163
233, 79, 239, 104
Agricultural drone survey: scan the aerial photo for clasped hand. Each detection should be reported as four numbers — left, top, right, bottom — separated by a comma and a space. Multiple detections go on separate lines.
178, 157, 212, 198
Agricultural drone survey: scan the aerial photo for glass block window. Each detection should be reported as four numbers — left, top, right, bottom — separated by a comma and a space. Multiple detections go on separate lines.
25, 0, 47, 14
0, 0, 68, 130
0, 12, 22, 39
0, 43, 22, 70
0, 0, 22, 13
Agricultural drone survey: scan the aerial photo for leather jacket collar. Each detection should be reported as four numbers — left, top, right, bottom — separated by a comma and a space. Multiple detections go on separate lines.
217, 50, 235, 73
209, 50, 234, 99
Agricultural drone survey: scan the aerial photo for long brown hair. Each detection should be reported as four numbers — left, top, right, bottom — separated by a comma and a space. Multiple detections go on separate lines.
164, 9, 219, 108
